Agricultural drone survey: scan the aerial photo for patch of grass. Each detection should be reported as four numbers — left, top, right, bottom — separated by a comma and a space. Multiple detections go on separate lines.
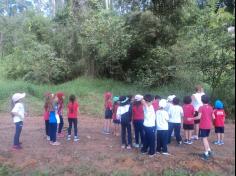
161, 169, 219, 176
111, 170, 133, 176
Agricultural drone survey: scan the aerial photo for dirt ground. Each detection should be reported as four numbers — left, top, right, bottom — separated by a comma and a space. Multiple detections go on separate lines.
0, 113, 235, 176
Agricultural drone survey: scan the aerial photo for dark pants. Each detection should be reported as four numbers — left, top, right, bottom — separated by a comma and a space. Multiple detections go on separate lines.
133, 120, 144, 145
68, 119, 78, 136
121, 123, 132, 146
49, 123, 57, 142
156, 130, 168, 153
141, 126, 156, 155
45, 120, 49, 136
168, 123, 182, 144
58, 115, 64, 134
14, 121, 23, 146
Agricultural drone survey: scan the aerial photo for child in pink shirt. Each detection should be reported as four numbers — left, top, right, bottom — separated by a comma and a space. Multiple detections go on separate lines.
194, 95, 214, 161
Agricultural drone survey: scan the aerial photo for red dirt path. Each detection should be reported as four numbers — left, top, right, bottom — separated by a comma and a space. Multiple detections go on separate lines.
0, 113, 235, 175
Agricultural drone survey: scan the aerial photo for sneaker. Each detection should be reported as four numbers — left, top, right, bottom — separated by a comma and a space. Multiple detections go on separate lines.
127, 145, 132, 150
208, 151, 214, 158
188, 140, 193, 145
162, 152, 171, 156
47, 136, 50, 141
51, 142, 60, 146
191, 135, 199, 140
183, 139, 189, 144
12, 145, 22, 150
74, 136, 80, 142
213, 141, 221, 145
201, 153, 209, 161
121, 145, 126, 149
219, 141, 224, 145
67, 135, 71, 141
178, 141, 183, 145
133, 143, 140, 148
149, 154, 156, 158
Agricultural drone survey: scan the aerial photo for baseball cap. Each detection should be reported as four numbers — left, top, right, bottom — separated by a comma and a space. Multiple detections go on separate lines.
135, 95, 143, 102
159, 99, 167, 108
12, 93, 26, 103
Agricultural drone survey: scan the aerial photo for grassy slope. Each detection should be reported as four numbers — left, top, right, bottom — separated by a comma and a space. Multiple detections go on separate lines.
0, 77, 195, 117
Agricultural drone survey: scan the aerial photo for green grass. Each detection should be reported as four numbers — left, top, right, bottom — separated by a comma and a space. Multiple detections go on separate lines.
0, 76, 196, 117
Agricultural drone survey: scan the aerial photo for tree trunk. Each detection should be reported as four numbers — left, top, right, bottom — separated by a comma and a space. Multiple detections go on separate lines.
50, 0, 56, 16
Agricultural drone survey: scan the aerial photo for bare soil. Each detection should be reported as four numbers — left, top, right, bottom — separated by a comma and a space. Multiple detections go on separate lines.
0, 113, 235, 176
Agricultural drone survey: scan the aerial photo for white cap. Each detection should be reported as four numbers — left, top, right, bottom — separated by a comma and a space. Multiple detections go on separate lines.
12, 93, 26, 103
167, 95, 176, 102
135, 95, 143, 102
159, 99, 167, 108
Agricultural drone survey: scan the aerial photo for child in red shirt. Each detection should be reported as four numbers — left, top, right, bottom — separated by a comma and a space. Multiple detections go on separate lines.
56, 92, 65, 138
132, 95, 144, 148
194, 95, 214, 161
67, 94, 79, 142
213, 100, 226, 145
182, 96, 195, 145
103, 92, 113, 134
112, 97, 120, 136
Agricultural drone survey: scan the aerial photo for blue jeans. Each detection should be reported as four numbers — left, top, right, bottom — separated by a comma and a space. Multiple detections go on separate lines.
168, 123, 182, 144
156, 130, 168, 153
68, 119, 78, 137
58, 115, 64, 134
49, 123, 57, 142
14, 121, 23, 146
141, 126, 156, 155
121, 122, 132, 146
133, 120, 144, 145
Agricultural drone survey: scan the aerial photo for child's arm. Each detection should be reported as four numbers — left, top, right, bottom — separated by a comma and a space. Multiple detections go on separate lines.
194, 112, 201, 120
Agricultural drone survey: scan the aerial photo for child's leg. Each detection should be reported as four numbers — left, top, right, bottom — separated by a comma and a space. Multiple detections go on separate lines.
139, 120, 144, 146
217, 133, 221, 142
141, 127, 148, 153
74, 119, 78, 137
202, 137, 211, 154
156, 131, 161, 153
189, 130, 193, 141
68, 119, 73, 136
121, 123, 127, 146
168, 123, 174, 144
174, 123, 182, 143
184, 130, 188, 140
58, 115, 64, 134
195, 123, 199, 138
162, 130, 169, 153
149, 127, 156, 155
45, 120, 50, 137
51, 123, 57, 142
127, 123, 132, 146
133, 121, 139, 144
13, 122, 23, 146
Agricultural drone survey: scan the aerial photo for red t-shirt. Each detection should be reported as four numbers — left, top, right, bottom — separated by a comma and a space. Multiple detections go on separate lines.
67, 102, 79, 119
132, 104, 144, 121
183, 104, 195, 125
44, 110, 49, 120
214, 109, 226, 127
112, 104, 119, 120
199, 104, 214, 129
105, 100, 112, 110
152, 100, 159, 111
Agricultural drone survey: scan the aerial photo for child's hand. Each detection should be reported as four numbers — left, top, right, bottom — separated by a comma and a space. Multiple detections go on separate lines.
187, 118, 194, 121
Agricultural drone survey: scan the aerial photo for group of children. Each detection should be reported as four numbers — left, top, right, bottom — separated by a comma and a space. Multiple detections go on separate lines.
103, 85, 226, 160
10, 85, 226, 161
11, 92, 80, 149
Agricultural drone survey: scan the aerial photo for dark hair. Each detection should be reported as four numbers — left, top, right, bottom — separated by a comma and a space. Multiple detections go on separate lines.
144, 94, 154, 103
173, 97, 180, 105
133, 100, 142, 107
69, 94, 76, 103
183, 96, 192, 104
155, 95, 161, 100
201, 95, 210, 104
119, 96, 129, 106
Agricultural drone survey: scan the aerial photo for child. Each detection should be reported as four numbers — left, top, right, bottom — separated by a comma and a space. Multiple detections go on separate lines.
192, 85, 205, 140
152, 95, 161, 112
182, 96, 195, 145
156, 99, 170, 155
195, 95, 214, 161
141, 94, 156, 157
117, 96, 132, 150
49, 94, 61, 146
168, 97, 183, 145
112, 96, 120, 137
213, 100, 226, 145
57, 92, 65, 138
132, 95, 144, 148
67, 94, 80, 142
103, 92, 113, 134
11, 93, 26, 150
43, 92, 51, 141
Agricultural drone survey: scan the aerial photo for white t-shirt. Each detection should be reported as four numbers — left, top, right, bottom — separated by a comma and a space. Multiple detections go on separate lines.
168, 105, 183, 123
156, 110, 169, 130
192, 92, 205, 111
116, 105, 130, 120
143, 105, 156, 127
11, 103, 25, 123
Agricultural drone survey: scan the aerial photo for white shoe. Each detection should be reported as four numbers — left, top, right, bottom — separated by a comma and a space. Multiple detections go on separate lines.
46, 136, 50, 141
74, 137, 80, 142
67, 135, 71, 141
162, 152, 171, 156
133, 143, 140, 148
